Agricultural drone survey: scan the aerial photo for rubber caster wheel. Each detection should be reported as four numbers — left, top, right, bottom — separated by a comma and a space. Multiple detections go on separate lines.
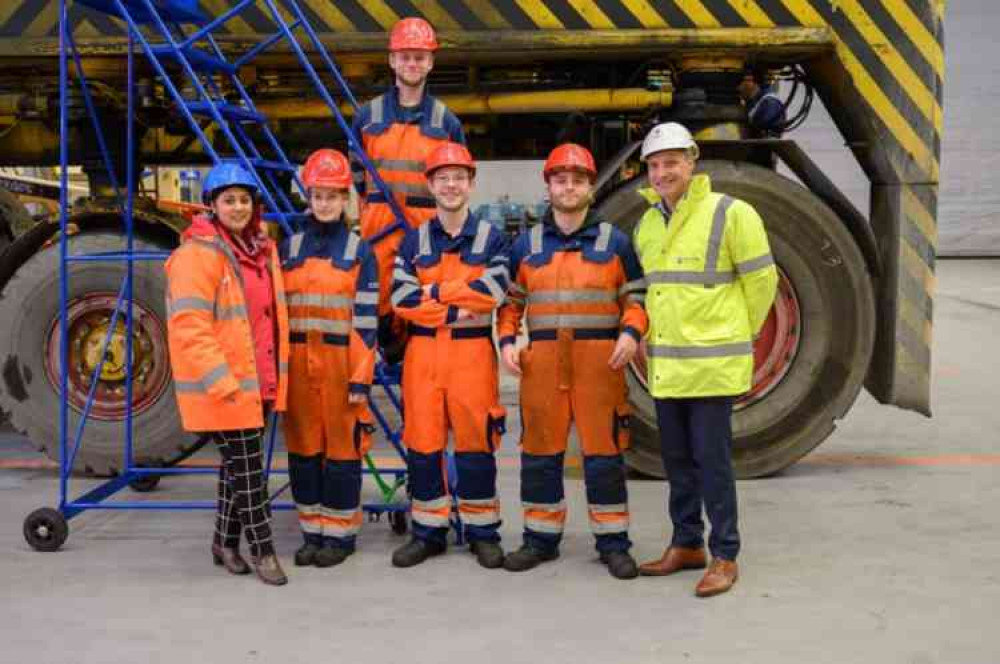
23, 507, 68, 552
389, 511, 408, 535
128, 473, 161, 492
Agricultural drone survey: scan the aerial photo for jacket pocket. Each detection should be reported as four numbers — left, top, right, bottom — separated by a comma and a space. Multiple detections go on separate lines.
486, 405, 508, 452
612, 403, 631, 452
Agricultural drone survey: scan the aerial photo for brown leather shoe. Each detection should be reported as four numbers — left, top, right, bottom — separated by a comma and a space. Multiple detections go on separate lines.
212, 544, 251, 575
695, 559, 739, 597
638, 546, 707, 576
252, 554, 288, 586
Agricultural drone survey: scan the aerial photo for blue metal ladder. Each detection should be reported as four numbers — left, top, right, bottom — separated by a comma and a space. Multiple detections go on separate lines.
76, 0, 411, 237
21, 0, 449, 553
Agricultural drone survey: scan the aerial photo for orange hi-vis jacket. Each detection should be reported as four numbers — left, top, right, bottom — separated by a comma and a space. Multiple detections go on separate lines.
165, 218, 289, 432
351, 86, 465, 314
497, 209, 648, 458
280, 217, 379, 461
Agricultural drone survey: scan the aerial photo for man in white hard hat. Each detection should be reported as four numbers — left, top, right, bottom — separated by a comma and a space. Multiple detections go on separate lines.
631, 122, 777, 598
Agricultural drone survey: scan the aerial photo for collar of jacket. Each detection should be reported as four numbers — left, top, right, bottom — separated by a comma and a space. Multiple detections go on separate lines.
541, 206, 606, 238
384, 84, 434, 123
183, 213, 268, 261
638, 173, 712, 217
429, 210, 480, 240
305, 214, 348, 238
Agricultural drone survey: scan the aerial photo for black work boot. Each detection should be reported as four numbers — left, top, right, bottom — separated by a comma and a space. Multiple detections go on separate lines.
469, 540, 505, 569
601, 551, 639, 580
503, 545, 559, 572
391, 538, 446, 568
314, 545, 352, 568
294, 542, 322, 567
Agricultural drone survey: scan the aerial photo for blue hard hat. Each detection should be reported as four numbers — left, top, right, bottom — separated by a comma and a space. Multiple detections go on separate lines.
202, 161, 258, 204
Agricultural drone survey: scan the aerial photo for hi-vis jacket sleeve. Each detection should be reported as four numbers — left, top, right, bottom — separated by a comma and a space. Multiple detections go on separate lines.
726, 200, 778, 335
165, 244, 239, 400
390, 229, 456, 328
430, 230, 510, 313
349, 242, 379, 395
614, 231, 649, 342
496, 234, 528, 348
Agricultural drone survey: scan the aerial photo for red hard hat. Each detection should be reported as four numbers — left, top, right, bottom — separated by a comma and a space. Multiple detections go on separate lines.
301, 149, 351, 190
389, 17, 438, 52
425, 142, 476, 177
543, 143, 597, 181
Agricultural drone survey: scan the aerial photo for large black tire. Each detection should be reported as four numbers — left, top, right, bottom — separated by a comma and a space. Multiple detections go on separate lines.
0, 232, 205, 474
599, 160, 876, 478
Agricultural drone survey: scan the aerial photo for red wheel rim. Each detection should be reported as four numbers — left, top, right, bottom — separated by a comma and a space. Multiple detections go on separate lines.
629, 268, 801, 409
44, 292, 171, 421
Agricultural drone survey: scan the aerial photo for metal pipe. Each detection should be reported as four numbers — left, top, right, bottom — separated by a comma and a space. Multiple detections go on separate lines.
258, 87, 673, 120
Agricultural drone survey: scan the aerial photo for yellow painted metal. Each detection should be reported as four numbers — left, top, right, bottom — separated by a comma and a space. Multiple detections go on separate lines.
258, 87, 672, 120
677, 54, 745, 72
693, 123, 744, 141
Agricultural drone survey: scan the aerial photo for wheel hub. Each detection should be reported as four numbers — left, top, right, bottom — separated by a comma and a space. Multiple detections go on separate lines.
44, 292, 170, 421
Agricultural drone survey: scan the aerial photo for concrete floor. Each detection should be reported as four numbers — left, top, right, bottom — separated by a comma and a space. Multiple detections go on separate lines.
1, 260, 998, 664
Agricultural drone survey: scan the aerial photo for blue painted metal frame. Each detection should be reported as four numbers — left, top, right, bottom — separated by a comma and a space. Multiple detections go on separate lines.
46, 0, 460, 544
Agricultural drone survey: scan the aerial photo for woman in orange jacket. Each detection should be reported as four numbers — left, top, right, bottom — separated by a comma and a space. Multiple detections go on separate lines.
165, 161, 290, 586
280, 149, 378, 569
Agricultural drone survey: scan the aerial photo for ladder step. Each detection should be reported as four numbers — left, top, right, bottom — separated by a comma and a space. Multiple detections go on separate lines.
150, 45, 236, 75
78, 0, 206, 24
251, 159, 297, 173
184, 101, 266, 124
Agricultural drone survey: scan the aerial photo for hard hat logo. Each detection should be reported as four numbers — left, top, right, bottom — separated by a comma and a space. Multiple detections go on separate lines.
640, 122, 699, 162
389, 17, 439, 52
302, 148, 351, 190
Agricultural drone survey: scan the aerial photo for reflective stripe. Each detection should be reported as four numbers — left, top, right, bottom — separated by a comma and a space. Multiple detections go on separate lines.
411, 496, 450, 528
618, 279, 646, 296
288, 232, 305, 261
168, 296, 213, 315
594, 222, 612, 252
626, 293, 645, 305
343, 232, 360, 263
735, 253, 775, 274
525, 520, 565, 534
279, 361, 288, 374
321, 507, 361, 522
589, 503, 628, 514
529, 223, 544, 255
471, 221, 491, 255
418, 223, 432, 257
286, 293, 352, 309
646, 270, 735, 285
590, 519, 629, 535
523, 500, 566, 512
412, 496, 450, 511
393, 267, 419, 284
275, 289, 287, 306
174, 362, 229, 394
647, 341, 753, 359
528, 314, 619, 329
370, 94, 384, 125
528, 290, 616, 304
704, 196, 735, 278
450, 313, 492, 329
481, 274, 506, 302
385, 180, 431, 197
215, 304, 247, 321
355, 290, 379, 305
372, 158, 424, 173
391, 283, 420, 307
430, 99, 445, 129
238, 378, 259, 392
352, 315, 377, 330
458, 498, 500, 526
288, 318, 352, 334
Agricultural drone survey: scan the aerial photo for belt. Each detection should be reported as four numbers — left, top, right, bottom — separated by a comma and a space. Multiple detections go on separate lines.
289, 331, 349, 346
528, 328, 618, 342
411, 325, 492, 340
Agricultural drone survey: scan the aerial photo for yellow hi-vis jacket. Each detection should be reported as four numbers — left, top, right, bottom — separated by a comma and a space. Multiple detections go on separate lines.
633, 174, 778, 398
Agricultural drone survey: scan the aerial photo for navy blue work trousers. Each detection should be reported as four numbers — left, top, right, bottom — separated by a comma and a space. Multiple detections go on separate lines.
654, 397, 740, 561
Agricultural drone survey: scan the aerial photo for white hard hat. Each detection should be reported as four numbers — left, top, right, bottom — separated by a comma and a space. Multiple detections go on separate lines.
640, 122, 699, 162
